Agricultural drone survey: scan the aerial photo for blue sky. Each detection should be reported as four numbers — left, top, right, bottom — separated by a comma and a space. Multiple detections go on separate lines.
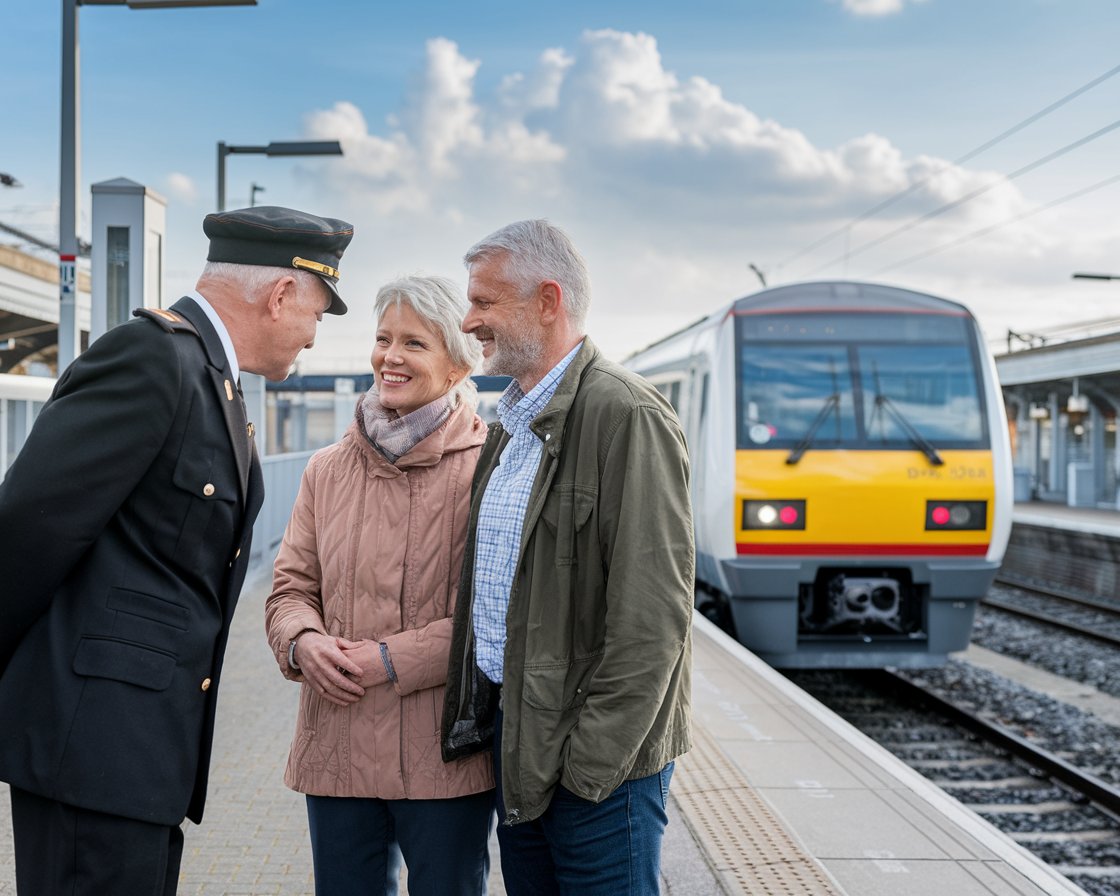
4, 0, 1120, 369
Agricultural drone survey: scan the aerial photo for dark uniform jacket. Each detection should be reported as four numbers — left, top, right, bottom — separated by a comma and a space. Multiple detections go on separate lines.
0, 295, 263, 826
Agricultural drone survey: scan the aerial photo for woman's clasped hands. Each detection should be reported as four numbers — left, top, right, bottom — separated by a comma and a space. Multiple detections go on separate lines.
293, 633, 391, 706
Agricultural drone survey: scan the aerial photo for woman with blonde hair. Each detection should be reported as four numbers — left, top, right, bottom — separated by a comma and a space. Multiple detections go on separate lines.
265, 275, 492, 896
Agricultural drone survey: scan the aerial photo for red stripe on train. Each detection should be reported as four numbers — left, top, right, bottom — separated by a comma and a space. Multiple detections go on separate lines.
736, 543, 989, 556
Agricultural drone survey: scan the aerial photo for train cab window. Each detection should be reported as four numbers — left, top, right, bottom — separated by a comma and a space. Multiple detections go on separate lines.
859, 345, 983, 445
739, 345, 858, 448
736, 311, 988, 451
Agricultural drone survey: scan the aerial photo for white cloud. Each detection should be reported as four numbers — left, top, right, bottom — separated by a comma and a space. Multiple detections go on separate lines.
284, 26, 1115, 370
840, 0, 929, 16
164, 172, 197, 204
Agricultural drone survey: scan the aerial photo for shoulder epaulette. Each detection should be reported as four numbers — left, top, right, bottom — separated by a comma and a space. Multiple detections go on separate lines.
133, 307, 200, 336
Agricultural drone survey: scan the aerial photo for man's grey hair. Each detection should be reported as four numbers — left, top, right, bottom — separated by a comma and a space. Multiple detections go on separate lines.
374, 275, 482, 409
200, 261, 321, 302
463, 220, 590, 330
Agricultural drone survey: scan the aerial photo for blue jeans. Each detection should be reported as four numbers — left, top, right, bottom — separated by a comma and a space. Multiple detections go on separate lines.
305, 791, 494, 896
494, 708, 673, 896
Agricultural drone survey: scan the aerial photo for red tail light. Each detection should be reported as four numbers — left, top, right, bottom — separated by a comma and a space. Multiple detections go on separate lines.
925, 500, 986, 531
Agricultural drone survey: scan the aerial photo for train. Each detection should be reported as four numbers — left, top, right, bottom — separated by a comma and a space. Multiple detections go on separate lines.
624, 280, 1012, 668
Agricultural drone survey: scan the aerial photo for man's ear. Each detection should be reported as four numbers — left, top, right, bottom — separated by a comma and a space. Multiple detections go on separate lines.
537, 280, 563, 326
266, 275, 299, 321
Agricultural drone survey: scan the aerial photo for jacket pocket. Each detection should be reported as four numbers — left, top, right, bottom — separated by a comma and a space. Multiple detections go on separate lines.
539, 485, 596, 566
107, 587, 190, 631
171, 447, 238, 564
522, 653, 602, 712
72, 636, 176, 691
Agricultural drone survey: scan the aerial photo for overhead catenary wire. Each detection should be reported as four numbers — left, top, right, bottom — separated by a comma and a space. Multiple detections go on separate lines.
807, 117, 1120, 276
869, 171, 1120, 276
777, 61, 1120, 270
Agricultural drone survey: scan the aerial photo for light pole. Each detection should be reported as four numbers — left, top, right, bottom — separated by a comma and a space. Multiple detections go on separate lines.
59, 0, 257, 373
215, 141, 343, 212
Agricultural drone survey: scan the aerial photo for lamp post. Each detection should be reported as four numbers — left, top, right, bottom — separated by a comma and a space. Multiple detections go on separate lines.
215, 141, 343, 212
59, 0, 257, 373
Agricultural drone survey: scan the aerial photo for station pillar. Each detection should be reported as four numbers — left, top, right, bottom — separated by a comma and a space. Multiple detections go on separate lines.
90, 178, 167, 342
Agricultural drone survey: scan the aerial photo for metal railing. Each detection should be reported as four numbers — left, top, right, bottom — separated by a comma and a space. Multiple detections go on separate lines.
0, 374, 53, 474
0, 373, 311, 571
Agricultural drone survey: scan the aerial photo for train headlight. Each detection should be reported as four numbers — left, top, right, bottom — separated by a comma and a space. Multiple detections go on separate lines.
744, 499, 806, 530
925, 500, 987, 530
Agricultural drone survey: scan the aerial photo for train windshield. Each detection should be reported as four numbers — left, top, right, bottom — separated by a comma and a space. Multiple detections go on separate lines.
737, 312, 987, 451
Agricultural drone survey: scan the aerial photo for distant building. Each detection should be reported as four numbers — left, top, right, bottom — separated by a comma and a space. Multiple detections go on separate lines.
0, 244, 91, 375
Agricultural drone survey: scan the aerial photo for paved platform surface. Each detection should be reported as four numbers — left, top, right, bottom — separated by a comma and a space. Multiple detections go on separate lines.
0, 566, 721, 895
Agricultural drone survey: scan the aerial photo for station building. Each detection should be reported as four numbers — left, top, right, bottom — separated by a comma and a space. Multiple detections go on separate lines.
997, 324, 1120, 509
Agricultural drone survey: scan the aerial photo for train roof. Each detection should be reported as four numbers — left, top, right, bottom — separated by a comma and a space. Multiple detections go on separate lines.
624, 280, 976, 363
733, 280, 974, 317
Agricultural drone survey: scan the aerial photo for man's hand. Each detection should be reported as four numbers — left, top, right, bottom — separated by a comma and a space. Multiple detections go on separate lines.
293, 632, 365, 706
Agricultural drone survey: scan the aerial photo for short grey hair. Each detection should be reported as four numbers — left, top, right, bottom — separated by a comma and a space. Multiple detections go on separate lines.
463, 219, 590, 330
373, 275, 482, 409
200, 261, 321, 303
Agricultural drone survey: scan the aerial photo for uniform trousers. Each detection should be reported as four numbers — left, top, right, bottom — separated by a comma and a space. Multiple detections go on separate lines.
9, 784, 184, 896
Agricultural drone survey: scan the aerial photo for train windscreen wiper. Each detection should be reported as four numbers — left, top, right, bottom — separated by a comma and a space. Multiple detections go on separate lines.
873, 393, 944, 466
786, 393, 839, 465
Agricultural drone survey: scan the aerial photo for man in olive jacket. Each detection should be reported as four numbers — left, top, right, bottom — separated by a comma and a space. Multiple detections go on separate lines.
442, 219, 694, 895
0, 206, 352, 896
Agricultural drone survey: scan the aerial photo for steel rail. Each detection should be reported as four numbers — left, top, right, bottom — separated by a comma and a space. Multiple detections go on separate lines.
872, 670, 1120, 818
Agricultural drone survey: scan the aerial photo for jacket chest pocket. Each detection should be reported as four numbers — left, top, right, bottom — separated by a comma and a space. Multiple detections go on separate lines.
171, 447, 239, 564
539, 485, 596, 566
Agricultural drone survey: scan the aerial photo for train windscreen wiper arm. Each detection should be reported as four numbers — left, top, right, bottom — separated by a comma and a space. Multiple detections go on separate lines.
786, 393, 839, 465
873, 393, 944, 466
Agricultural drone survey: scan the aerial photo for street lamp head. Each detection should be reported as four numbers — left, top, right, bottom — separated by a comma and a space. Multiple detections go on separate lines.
80, 1, 258, 6
1072, 273, 1120, 281
265, 141, 344, 157
216, 140, 345, 211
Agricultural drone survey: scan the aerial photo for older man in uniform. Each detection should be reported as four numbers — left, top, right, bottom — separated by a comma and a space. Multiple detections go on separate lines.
0, 206, 353, 896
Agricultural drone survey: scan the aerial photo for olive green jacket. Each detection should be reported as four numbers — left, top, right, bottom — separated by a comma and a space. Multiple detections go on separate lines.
442, 338, 694, 824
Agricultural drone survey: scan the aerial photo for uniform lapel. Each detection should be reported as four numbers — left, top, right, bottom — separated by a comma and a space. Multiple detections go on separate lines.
173, 298, 252, 504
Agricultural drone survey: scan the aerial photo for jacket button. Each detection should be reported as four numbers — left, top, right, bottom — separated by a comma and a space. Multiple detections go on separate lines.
201, 678, 212, 691
203, 483, 215, 497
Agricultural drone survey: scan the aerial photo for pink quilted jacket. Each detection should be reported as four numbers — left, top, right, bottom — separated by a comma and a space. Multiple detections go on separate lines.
265, 401, 493, 799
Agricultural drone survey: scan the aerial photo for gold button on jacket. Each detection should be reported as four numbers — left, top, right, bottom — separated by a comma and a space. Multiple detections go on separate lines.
202, 483, 215, 497
201, 678, 212, 691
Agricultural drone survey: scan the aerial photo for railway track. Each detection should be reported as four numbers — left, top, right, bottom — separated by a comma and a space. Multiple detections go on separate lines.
983, 577, 1120, 647
789, 668, 1120, 895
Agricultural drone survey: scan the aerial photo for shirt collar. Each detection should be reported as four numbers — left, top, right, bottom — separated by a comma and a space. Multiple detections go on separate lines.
188, 290, 240, 383
497, 340, 583, 436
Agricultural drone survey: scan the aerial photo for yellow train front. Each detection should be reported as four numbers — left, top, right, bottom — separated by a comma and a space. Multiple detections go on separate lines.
626, 281, 1012, 669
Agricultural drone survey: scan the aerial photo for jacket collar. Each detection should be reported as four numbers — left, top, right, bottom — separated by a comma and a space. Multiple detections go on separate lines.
171, 296, 231, 374
527, 337, 601, 456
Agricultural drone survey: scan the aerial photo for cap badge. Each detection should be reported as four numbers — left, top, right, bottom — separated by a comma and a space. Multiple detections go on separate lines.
292, 256, 339, 280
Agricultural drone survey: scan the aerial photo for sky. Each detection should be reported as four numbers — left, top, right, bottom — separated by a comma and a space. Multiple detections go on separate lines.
3, 0, 1120, 372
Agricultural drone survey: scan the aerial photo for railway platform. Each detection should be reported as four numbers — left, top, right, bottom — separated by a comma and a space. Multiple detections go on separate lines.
0, 565, 1089, 895
1013, 500, 1120, 538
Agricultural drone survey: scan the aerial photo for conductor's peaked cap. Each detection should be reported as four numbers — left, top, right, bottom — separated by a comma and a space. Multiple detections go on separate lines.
203, 205, 354, 315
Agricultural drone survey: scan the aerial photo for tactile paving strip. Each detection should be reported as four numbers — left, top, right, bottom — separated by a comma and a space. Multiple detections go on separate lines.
673, 723, 843, 895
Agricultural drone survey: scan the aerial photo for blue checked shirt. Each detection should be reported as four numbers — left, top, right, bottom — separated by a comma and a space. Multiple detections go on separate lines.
472, 342, 583, 683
